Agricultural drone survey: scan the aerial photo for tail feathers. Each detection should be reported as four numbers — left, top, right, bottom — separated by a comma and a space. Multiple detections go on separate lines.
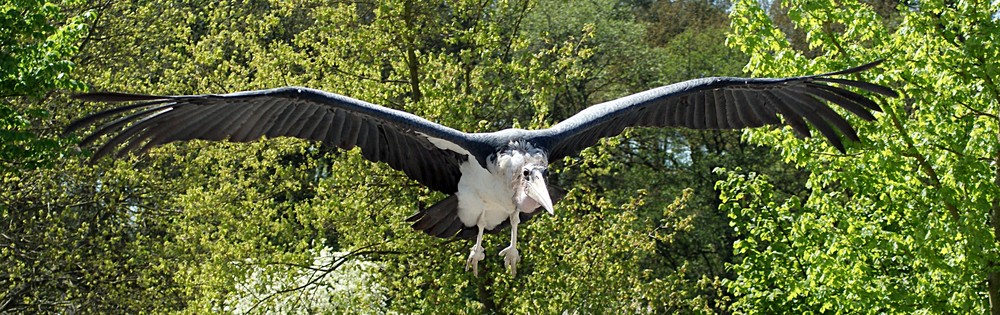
407, 185, 569, 240
406, 195, 464, 238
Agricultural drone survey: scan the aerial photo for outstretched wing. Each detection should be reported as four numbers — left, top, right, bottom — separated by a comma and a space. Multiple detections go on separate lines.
532, 61, 898, 161
67, 87, 473, 193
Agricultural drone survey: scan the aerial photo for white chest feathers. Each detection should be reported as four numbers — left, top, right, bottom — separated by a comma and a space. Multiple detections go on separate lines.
454, 148, 541, 229
454, 160, 513, 229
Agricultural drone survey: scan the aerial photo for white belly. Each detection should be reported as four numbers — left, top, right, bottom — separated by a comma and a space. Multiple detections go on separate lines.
454, 160, 516, 229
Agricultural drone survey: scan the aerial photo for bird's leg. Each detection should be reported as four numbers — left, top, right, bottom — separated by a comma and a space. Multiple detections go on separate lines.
465, 225, 486, 276
498, 212, 521, 276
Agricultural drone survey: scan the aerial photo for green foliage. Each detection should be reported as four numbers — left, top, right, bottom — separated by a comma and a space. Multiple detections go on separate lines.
0, 2, 130, 313
56, 0, 699, 312
0, 0, 89, 97
2, 160, 183, 312
13, 0, 967, 313
724, 0, 1000, 312
0, 0, 90, 171
225, 248, 388, 314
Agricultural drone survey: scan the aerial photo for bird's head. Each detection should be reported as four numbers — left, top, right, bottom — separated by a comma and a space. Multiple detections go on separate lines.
499, 141, 554, 215
516, 161, 553, 215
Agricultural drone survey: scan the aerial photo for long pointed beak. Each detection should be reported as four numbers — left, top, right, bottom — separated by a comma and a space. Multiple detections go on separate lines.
525, 171, 554, 215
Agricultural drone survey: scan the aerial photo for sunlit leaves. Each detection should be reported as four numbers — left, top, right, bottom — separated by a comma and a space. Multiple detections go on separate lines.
0, 0, 91, 171
725, 0, 1000, 312
3, 0, 926, 312
61, 0, 685, 312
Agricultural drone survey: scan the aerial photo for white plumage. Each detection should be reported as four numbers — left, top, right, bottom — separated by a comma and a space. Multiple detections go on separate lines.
434, 139, 552, 275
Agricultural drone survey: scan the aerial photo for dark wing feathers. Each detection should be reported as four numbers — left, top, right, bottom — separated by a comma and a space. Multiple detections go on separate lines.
72, 91, 168, 103
760, 90, 810, 137
67, 87, 471, 193
805, 83, 877, 120
813, 77, 898, 97
773, 88, 844, 149
535, 60, 897, 160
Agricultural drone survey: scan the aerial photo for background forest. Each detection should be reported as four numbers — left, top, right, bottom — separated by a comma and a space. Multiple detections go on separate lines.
2, 0, 998, 313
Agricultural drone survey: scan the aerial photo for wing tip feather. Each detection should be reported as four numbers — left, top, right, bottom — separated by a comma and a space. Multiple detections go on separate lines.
72, 92, 172, 103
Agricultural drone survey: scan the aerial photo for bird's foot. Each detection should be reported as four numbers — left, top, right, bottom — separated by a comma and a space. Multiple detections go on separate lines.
498, 245, 520, 276
465, 244, 486, 276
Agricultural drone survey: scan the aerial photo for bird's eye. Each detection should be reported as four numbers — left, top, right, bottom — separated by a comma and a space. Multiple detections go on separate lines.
523, 169, 530, 177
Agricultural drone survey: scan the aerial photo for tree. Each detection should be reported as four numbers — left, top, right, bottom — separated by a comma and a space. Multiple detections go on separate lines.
11, 0, 945, 313
0, 1, 135, 313
56, 0, 686, 312
0, 0, 90, 171
723, 0, 1000, 312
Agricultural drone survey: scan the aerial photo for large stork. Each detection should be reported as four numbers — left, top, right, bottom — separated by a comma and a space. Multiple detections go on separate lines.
67, 61, 896, 276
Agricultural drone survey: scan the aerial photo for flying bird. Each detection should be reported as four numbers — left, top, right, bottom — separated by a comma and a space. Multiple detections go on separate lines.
67, 60, 896, 276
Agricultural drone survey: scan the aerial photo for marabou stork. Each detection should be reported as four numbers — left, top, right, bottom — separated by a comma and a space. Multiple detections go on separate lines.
67, 60, 896, 276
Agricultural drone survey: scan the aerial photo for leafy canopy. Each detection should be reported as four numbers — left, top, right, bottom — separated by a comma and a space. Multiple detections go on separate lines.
722, 0, 1000, 313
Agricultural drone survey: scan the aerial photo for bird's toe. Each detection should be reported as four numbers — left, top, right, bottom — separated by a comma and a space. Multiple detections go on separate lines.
465, 244, 486, 276
498, 245, 520, 276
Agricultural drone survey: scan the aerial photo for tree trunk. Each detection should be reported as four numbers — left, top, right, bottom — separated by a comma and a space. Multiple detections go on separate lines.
990, 270, 1000, 315
403, 0, 422, 102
